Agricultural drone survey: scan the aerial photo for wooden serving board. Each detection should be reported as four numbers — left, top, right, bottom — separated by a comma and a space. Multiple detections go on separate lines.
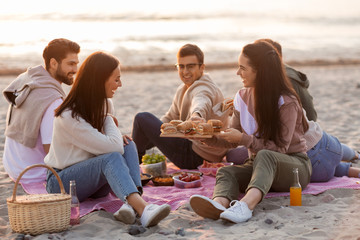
160, 133, 214, 138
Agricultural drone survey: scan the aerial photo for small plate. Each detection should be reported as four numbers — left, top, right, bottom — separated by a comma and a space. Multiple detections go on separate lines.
141, 173, 153, 186
152, 175, 174, 186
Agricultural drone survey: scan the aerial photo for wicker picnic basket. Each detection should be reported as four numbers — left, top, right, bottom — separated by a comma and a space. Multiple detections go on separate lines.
7, 164, 71, 235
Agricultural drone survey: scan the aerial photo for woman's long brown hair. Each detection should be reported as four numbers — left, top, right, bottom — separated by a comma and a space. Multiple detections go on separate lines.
242, 41, 308, 146
55, 51, 119, 132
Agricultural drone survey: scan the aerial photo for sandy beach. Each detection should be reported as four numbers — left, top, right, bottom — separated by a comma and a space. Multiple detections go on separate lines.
1, 64, 360, 239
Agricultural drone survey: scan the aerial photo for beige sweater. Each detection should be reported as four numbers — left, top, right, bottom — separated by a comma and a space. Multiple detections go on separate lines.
161, 73, 229, 162
3, 65, 65, 148
45, 108, 123, 169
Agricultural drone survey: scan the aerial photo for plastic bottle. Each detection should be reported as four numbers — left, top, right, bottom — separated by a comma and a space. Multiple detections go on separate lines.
69, 180, 80, 225
290, 168, 302, 206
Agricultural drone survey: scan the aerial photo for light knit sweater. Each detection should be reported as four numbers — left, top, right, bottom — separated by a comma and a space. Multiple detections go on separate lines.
44, 109, 124, 169
160, 73, 228, 162
3, 65, 66, 148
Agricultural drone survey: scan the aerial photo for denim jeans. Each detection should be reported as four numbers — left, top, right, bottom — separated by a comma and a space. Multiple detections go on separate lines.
46, 141, 142, 202
308, 131, 351, 182
131, 112, 203, 169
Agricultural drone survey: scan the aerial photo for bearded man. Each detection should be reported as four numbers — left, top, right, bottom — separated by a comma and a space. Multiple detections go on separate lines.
2, 38, 80, 183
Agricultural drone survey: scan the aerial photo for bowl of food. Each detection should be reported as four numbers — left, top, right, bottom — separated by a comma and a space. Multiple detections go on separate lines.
197, 161, 233, 176
152, 175, 174, 186
141, 153, 167, 177
173, 172, 203, 188
141, 173, 153, 186
172, 171, 203, 178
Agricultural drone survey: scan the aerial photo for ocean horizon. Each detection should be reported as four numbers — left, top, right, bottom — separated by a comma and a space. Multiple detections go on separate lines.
1, 0, 360, 74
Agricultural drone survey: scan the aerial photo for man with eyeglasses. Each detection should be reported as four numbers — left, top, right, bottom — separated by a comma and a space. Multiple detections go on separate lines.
132, 44, 228, 169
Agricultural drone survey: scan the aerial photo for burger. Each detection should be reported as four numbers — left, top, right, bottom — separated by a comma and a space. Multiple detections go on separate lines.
207, 119, 223, 132
177, 121, 196, 135
161, 123, 177, 134
222, 98, 234, 112
196, 123, 214, 135
169, 120, 183, 126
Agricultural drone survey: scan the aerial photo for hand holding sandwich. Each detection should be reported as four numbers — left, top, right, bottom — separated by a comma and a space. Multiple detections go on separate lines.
218, 128, 243, 144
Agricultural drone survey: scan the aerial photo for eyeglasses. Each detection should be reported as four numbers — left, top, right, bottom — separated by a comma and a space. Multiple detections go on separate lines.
175, 63, 202, 71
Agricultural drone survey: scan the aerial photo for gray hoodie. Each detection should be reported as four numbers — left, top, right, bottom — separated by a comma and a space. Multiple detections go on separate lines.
3, 65, 66, 148
286, 64, 317, 121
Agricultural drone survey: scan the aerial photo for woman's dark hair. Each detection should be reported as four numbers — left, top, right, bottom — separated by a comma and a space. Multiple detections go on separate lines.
55, 51, 119, 132
242, 41, 308, 146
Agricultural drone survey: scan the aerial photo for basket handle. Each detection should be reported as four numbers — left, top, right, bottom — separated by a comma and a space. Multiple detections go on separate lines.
10, 164, 67, 202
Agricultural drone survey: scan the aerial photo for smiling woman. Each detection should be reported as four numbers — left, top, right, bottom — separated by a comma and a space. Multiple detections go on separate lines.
44, 51, 172, 228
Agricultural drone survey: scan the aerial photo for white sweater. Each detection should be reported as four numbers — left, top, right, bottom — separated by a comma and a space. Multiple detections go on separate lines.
44, 109, 124, 169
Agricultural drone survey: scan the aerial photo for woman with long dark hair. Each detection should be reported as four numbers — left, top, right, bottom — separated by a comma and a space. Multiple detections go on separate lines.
190, 41, 311, 223
45, 51, 170, 227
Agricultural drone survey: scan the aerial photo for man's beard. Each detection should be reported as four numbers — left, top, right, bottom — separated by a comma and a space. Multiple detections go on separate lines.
55, 67, 75, 85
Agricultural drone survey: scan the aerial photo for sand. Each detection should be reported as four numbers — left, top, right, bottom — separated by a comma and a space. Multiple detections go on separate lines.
1, 64, 360, 239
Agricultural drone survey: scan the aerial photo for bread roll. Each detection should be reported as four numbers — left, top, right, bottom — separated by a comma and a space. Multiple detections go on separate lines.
222, 98, 234, 112
196, 123, 214, 135
170, 120, 183, 126
207, 119, 223, 132
161, 123, 177, 134
177, 121, 196, 134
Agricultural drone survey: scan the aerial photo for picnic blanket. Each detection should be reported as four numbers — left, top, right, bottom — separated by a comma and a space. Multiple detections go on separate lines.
20, 162, 360, 217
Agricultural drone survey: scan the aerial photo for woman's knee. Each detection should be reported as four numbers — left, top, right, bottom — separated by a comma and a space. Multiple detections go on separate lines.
125, 140, 136, 150
103, 152, 124, 165
254, 150, 276, 164
217, 166, 237, 179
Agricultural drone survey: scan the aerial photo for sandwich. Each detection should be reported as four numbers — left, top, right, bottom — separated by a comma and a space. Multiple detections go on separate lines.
177, 121, 196, 135
196, 123, 214, 135
169, 120, 183, 126
222, 98, 234, 112
207, 119, 223, 132
161, 123, 177, 134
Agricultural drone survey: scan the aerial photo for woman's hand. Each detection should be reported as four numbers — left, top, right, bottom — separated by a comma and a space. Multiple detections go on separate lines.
218, 128, 243, 143
123, 135, 133, 145
108, 114, 119, 127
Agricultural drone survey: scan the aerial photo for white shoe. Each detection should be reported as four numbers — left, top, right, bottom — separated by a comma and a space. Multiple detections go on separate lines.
140, 204, 171, 228
190, 194, 226, 220
220, 200, 253, 223
114, 203, 136, 224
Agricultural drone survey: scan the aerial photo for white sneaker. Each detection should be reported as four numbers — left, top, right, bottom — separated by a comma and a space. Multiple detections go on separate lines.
114, 203, 136, 224
190, 194, 226, 220
140, 204, 171, 228
220, 200, 253, 223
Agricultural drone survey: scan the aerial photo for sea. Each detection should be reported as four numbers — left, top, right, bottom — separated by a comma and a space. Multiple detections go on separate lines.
0, 0, 360, 72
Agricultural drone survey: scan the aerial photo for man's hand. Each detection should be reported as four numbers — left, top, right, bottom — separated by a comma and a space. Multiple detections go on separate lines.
218, 128, 243, 143
189, 112, 205, 123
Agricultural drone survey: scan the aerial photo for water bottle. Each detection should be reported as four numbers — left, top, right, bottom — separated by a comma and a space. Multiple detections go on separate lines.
69, 180, 80, 225
290, 168, 302, 206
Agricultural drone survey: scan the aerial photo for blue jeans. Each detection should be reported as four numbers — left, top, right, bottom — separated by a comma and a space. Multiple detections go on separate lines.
46, 141, 142, 202
308, 131, 351, 182
131, 112, 203, 169
226, 131, 353, 182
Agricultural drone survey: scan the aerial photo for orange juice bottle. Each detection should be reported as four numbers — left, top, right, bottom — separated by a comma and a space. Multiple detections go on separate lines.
290, 168, 302, 206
